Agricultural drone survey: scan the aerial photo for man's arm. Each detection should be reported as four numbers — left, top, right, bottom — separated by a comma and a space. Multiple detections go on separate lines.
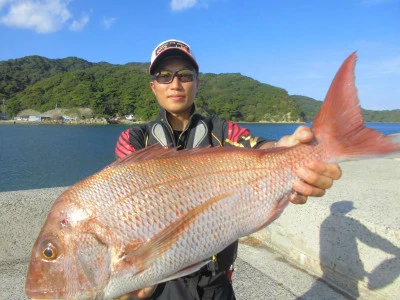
115, 126, 148, 159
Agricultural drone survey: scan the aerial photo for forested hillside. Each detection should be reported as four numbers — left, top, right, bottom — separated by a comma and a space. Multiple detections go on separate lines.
0, 56, 95, 97
292, 95, 400, 122
1, 56, 398, 122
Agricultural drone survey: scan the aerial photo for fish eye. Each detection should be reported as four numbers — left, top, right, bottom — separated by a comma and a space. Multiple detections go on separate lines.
41, 243, 58, 261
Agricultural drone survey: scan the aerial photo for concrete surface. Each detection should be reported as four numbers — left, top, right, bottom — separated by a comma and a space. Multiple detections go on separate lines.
1, 158, 399, 299
252, 157, 400, 299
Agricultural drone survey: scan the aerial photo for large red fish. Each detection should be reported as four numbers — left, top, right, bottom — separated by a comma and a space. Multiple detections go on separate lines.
26, 53, 400, 299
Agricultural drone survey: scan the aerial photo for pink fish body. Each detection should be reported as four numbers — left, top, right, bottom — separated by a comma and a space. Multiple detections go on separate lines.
26, 53, 400, 299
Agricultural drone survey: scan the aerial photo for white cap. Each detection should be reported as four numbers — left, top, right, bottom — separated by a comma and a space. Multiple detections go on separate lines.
148, 39, 199, 74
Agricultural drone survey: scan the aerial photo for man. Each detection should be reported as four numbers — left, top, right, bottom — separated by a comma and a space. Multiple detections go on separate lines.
115, 39, 342, 299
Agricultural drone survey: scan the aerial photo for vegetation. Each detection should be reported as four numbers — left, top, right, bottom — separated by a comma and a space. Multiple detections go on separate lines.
1, 56, 399, 122
362, 109, 400, 122
196, 73, 303, 122
292, 95, 400, 123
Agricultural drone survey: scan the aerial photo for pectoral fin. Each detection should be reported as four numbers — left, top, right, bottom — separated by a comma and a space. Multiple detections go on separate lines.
256, 195, 291, 231
122, 193, 233, 273
155, 260, 211, 284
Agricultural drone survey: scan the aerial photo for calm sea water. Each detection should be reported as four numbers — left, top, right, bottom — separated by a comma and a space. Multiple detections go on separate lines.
1, 122, 399, 192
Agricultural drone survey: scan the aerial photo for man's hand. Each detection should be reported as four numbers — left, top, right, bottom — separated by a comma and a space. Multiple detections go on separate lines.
291, 160, 341, 204
115, 286, 156, 300
262, 125, 342, 204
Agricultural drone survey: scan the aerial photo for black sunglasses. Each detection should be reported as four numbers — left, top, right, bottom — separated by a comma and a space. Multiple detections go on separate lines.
152, 69, 197, 84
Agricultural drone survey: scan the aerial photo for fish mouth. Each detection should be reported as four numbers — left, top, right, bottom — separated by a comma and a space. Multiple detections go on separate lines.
27, 288, 95, 299
26, 289, 61, 299
26, 286, 76, 299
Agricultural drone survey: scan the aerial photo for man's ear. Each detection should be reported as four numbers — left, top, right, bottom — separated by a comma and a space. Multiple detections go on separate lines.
150, 81, 157, 96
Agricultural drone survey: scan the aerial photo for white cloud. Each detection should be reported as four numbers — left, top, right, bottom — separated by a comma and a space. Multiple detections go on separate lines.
0, 0, 89, 33
170, 0, 198, 11
102, 17, 117, 29
0, 0, 71, 33
69, 13, 89, 31
170, 0, 214, 12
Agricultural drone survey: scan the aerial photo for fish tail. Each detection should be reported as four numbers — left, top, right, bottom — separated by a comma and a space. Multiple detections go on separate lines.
311, 52, 400, 162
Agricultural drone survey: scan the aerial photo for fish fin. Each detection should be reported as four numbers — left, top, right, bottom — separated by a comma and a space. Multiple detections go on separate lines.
123, 239, 143, 253
256, 194, 291, 231
112, 143, 263, 167
312, 52, 400, 162
154, 260, 211, 284
110, 144, 169, 166
121, 192, 234, 272
110, 144, 195, 166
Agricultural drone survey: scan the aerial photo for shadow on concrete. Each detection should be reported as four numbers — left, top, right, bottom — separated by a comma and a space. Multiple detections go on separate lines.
300, 201, 400, 299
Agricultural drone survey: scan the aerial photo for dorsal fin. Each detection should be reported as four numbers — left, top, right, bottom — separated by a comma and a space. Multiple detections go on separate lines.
110, 143, 290, 171
111, 143, 266, 167
109, 144, 173, 167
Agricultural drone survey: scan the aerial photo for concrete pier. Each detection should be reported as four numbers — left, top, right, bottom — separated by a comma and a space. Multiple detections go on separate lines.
1, 158, 399, 299
251, 157, 400, 299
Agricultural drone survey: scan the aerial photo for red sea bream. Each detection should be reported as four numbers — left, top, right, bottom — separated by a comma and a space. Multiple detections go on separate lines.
26, 52, 400, 299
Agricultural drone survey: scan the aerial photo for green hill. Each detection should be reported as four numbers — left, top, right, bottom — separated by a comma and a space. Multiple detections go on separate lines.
0, 56, 95, 98
291, 95, 400, 122
1, 56, 399, 122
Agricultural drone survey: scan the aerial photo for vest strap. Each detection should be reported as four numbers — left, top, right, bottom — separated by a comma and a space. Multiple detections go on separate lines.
151, 123, 168, 147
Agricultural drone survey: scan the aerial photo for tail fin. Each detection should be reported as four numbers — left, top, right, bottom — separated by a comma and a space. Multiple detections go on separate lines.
312, 52, 400, 162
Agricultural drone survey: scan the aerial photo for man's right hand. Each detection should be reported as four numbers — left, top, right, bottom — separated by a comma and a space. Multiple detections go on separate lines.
115, 285, 156, 299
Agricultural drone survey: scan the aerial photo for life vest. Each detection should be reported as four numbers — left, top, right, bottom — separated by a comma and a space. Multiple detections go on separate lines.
145, 110, 224, 149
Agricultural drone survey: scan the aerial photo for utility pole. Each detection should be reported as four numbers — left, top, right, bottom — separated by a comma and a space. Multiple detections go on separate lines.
2, 98, 5, 115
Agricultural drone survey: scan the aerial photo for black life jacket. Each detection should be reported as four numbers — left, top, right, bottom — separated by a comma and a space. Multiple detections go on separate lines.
145, 110, 224, 149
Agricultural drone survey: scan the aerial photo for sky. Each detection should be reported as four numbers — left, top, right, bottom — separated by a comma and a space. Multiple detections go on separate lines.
0, 0, 399, 110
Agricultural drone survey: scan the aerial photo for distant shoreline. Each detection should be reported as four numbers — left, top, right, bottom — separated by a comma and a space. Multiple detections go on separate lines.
0, 120, 305, 126
0, 119, 146, 126
1, 120, 400, 126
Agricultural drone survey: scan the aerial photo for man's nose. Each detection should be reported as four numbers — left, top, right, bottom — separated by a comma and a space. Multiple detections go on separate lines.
170, 75, 182, 87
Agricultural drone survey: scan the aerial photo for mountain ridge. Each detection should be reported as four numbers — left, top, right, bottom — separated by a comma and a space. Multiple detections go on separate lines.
1, 56, 398, 122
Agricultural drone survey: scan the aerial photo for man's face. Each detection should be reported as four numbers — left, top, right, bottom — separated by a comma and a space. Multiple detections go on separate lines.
150, 57, 199, 117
